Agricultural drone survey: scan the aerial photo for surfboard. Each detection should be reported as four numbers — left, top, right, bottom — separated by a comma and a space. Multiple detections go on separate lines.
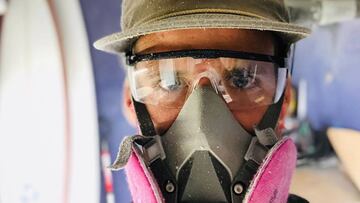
49, 1, 100, 202
328, 128, 360, 192
0, 0, 99, 202
0, 0, 66, 202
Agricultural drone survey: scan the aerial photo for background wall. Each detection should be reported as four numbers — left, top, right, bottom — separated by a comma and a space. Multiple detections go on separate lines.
292, 19, 360, 131
78, 0, 135, 202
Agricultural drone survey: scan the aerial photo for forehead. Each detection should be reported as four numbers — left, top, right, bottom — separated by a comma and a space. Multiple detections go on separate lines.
134, 28, 276, 55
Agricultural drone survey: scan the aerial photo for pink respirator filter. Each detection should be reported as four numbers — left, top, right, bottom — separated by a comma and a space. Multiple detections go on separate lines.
125, 137, 297, 203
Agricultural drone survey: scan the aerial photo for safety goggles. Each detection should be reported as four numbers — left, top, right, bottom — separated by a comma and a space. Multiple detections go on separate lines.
126, 49, 287, 110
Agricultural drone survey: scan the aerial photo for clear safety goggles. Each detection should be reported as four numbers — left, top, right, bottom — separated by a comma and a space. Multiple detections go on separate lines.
126, 49, 287, 110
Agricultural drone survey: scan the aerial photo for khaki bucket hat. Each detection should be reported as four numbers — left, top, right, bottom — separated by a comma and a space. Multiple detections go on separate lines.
94, 0, 311, 54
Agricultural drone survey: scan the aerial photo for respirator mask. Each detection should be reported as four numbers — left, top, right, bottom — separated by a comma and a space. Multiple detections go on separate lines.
111, 49, 297, 203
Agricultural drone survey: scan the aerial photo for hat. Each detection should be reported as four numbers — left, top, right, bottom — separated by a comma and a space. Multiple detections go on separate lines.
94, 0, 311, 54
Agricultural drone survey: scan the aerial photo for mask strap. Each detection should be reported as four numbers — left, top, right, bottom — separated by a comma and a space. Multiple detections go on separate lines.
128, 99, 178, 201
132, 97, 157, 137
257, 86, 286, 131
232, 95, 286, 202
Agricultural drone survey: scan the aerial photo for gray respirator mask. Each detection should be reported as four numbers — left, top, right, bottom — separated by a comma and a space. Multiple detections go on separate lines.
110, 50, 296, 203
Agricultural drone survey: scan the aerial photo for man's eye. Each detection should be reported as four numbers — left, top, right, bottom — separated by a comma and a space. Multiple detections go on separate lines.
160, 78, 184, 91
227, 68, 256, 89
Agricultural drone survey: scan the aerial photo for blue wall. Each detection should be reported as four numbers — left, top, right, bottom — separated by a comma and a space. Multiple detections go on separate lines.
79, 0, 134, 202
293, 19, 360, 131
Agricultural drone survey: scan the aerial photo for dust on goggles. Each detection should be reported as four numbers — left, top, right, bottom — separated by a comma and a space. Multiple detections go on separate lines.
126, 49, 287, 110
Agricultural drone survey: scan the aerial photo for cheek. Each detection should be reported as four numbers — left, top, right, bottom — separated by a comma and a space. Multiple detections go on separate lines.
231, 106, 268, 132
146, 104, 181, 135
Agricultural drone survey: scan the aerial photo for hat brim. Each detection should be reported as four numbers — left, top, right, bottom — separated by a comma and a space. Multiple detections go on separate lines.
94, 13, 311, 54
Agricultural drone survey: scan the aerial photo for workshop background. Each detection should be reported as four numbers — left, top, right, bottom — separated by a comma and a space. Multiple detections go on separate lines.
0, 0, 359, 203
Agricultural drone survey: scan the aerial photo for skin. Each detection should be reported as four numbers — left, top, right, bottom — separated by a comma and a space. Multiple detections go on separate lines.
123, 28, 291, 135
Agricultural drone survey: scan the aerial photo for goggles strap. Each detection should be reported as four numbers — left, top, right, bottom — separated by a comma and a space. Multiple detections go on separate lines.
132, 97, 157, 137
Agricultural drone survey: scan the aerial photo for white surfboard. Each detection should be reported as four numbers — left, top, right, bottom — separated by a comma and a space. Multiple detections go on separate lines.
0, 0, 66, 202
328, 128, 360, 192
0, 0, 99, 203
49, 1, 100, 202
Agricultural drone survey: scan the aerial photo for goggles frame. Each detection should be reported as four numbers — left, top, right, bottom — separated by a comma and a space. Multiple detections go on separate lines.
126, 49, 286, 68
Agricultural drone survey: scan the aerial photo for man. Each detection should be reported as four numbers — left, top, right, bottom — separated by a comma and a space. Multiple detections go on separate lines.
94, 0, 310, 202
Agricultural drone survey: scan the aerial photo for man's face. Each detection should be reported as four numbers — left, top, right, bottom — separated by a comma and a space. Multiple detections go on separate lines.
127, 28, 282, 134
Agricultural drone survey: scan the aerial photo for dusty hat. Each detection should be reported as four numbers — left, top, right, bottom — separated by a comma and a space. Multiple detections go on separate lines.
94, 0, 311, 54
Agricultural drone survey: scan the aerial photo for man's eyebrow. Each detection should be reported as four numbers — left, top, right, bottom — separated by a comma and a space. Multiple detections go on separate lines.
134, 44, 158, 54
135, 43, 197, 54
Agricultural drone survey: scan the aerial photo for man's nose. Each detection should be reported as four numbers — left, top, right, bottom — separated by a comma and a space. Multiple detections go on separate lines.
194, 76, 219, 93
197, 77, 212, 87
192, 62, 219, 90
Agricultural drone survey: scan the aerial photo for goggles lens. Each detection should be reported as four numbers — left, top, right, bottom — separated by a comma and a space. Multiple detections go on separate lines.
128, 51, 287, 110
